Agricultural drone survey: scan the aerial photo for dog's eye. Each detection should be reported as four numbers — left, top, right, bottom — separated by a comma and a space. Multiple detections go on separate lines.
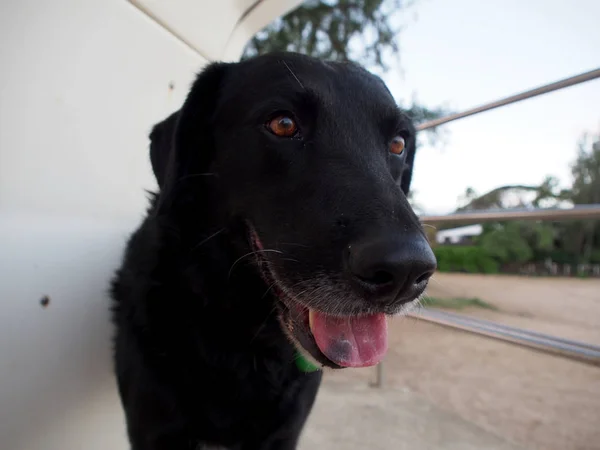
268, 116, 298, 137
390, 136, 405, 155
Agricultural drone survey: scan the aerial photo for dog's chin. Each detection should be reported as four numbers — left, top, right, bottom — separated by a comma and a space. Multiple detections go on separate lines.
247, 226, 422, 370
248, 240, 342, 368
245, 227, 339, 368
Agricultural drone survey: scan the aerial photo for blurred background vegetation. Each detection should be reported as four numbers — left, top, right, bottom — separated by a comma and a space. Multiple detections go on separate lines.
436, 134, 600, 274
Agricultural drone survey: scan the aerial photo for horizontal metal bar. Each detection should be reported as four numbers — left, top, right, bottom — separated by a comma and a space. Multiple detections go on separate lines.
417, 67, 600, 131
422, 309, 600, 351
421, 204, 600, 224
410, 309, 600, 366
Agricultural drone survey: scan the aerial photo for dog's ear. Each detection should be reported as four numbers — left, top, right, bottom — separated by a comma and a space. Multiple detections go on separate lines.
149, 111, 178, 188
400, 132, 417, 195
157, 62, 231, 212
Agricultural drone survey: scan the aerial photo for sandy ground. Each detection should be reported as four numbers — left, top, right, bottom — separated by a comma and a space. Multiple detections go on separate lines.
300, 382, 524, 450
321, 274, 600, 450
426, 273, 600, 345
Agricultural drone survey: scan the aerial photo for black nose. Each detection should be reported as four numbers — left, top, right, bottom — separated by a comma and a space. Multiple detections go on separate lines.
347, 234, 437, 305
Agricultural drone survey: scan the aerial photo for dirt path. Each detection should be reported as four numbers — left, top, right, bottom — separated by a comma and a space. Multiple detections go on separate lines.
301, 382, 524, 450
325, 274, 600, 450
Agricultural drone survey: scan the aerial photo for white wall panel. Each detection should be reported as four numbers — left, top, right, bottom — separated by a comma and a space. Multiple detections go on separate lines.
0, 1, 202, 448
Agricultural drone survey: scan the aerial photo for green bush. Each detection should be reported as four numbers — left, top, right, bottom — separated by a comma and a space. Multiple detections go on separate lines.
434, 245, 499, 274
591, 249, 600, 264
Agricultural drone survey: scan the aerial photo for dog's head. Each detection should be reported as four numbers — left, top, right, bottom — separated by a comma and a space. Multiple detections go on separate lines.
151, 53, 436, 369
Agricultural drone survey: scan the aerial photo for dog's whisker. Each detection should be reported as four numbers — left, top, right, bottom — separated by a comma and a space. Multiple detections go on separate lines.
228, 249, 283, 279
279, 258, 300, 263
427, 276, 447, 290
191, 228, 226, 252
282, 60, 305, 90
260, 281, 278, 300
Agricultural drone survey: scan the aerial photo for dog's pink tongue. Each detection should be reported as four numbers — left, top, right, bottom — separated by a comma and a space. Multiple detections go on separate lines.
309, 311, 388, 367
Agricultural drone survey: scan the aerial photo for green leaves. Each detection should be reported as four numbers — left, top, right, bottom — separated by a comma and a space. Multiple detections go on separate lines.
478, 222, 554, 264
243, 0, 404, 71
434, 246, 499, 274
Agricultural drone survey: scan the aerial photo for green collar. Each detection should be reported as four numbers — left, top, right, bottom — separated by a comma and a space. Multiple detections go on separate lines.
295, 351, 321, 372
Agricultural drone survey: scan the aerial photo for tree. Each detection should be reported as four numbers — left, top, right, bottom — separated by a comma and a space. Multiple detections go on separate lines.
557, 133, 600, 263
244, 0, 405, 70
456, 179, 561, 265
479, 222, 533, 264
457, 186, 478, 210
457, 184, 547, 212
478, 221, 554, 265
532, 175, 567, 208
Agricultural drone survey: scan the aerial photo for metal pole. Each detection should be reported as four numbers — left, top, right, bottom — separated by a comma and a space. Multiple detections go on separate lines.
421, 204, 600, 225
417, 68, 600, 131
370, 363, 384, 388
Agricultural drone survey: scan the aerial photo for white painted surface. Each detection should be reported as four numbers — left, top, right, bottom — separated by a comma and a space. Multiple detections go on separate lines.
222, 0, 304, 60
131, 0, 302, 61
0, 0, 202, 220
0, 214, 136, 450
0, 0, 301, 448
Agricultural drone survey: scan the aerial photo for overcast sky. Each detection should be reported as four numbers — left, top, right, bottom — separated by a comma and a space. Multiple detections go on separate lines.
381, 0, 600, 214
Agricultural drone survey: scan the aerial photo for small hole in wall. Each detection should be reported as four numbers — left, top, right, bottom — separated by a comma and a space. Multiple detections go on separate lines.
168, 81, 175, 91
40, 295, 50, 308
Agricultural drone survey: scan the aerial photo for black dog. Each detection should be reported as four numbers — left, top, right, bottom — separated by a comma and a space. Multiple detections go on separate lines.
111, 52, 436, 450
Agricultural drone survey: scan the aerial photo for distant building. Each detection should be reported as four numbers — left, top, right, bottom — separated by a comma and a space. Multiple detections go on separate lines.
435, 224, 483, 245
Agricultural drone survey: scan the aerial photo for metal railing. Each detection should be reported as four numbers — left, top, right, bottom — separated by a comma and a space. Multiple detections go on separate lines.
371, 66, 600, 388
421, 204, 600, 225
411, 309, 600, 366
416, 67, 600, 131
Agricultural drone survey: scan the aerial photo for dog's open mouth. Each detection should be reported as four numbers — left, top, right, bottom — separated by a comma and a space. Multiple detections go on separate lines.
249, 228, 388, 369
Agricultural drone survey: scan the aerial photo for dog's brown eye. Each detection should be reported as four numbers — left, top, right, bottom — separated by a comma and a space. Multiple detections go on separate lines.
268, 116, 298, 137
390, 136, 405, 155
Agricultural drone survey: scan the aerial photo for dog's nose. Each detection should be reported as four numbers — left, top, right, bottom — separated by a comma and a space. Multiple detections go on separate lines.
347, 235, 437, 305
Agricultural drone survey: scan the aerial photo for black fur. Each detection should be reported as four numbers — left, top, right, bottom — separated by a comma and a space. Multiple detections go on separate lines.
111, 52, 431, 450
